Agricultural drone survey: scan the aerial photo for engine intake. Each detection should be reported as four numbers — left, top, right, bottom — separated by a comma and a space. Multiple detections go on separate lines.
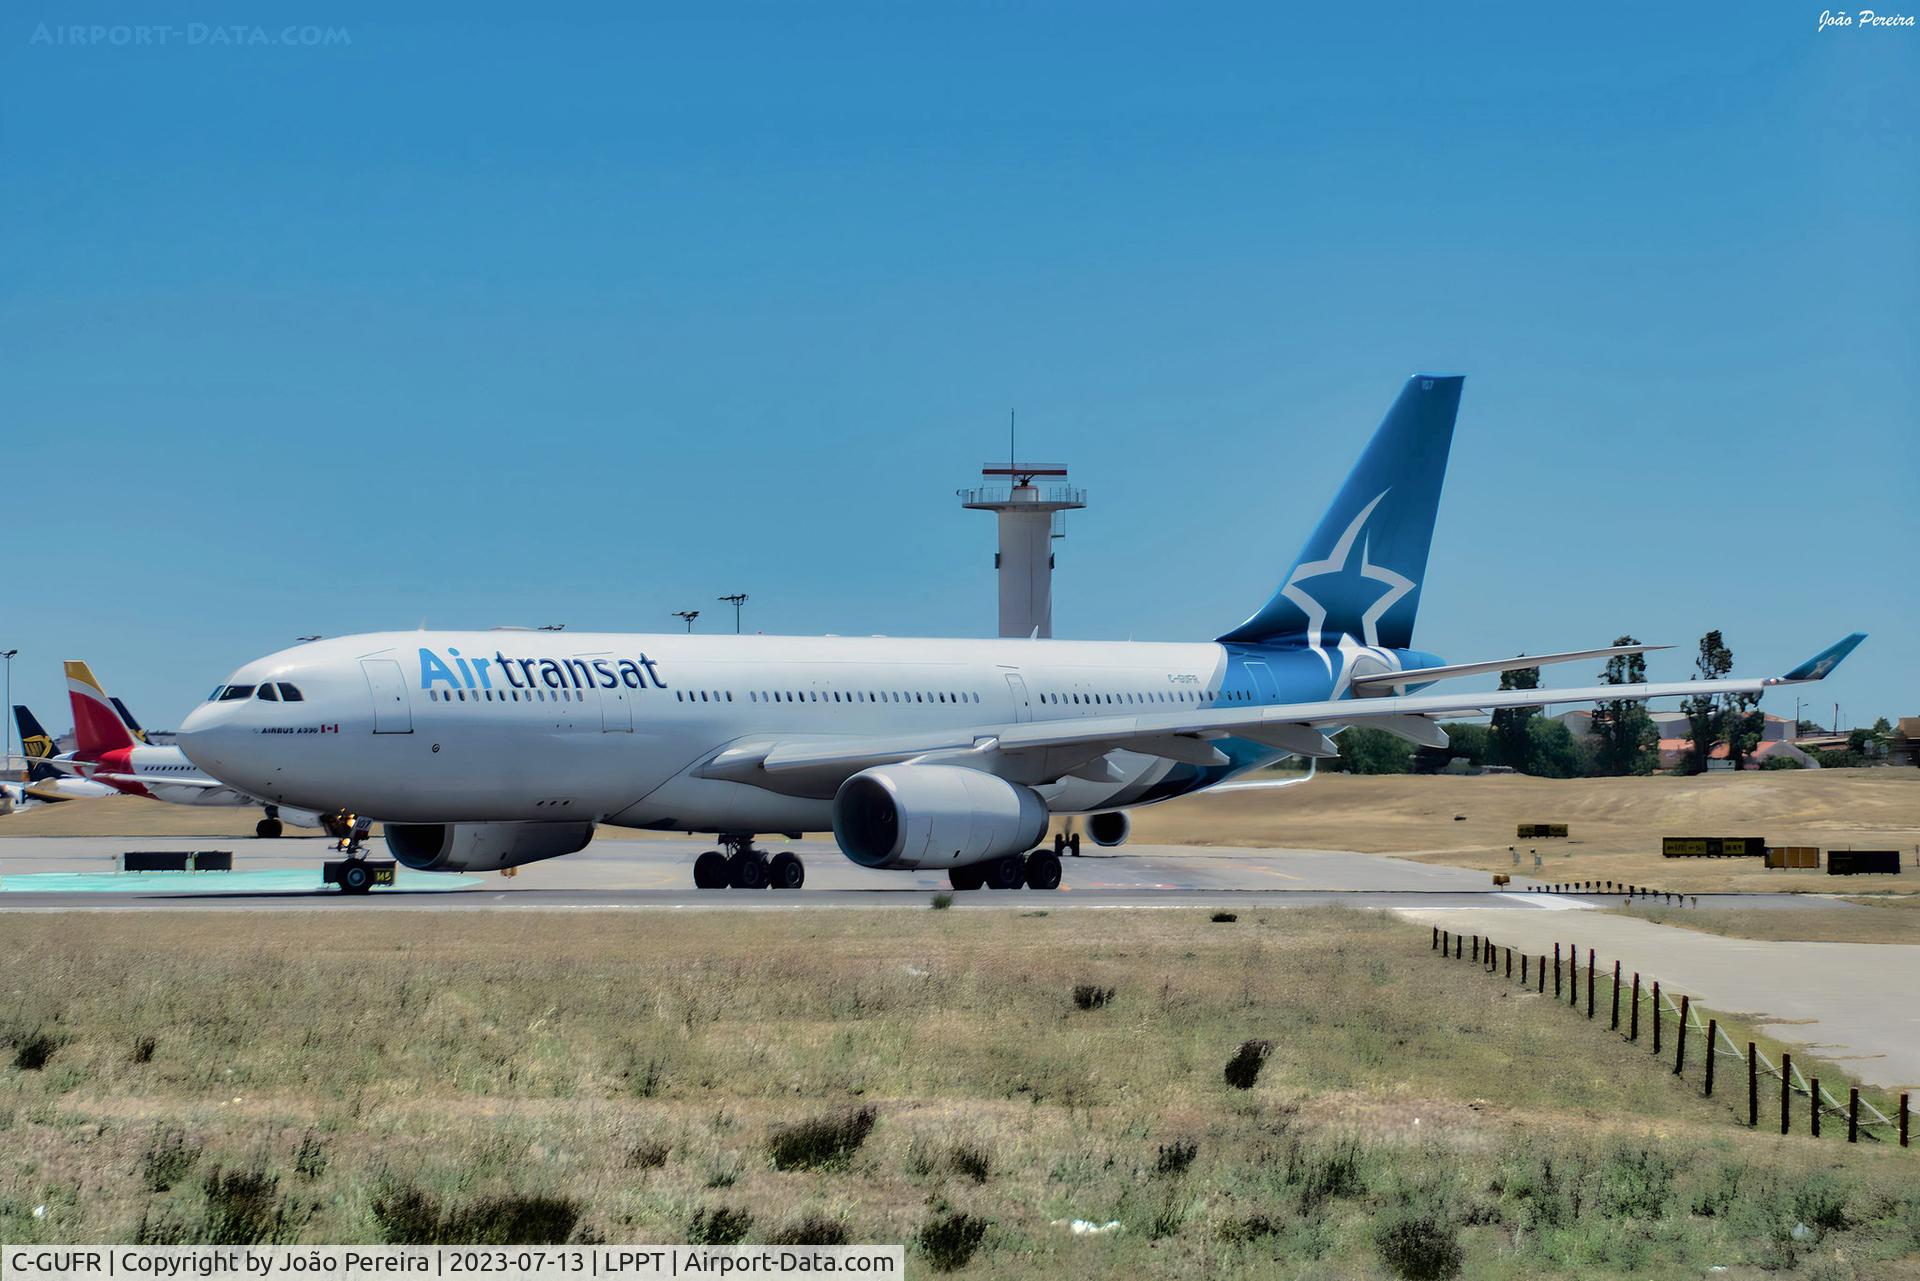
1087, 810, 1131, 847
385, 821, 594, 873
833, 764, 1049, 870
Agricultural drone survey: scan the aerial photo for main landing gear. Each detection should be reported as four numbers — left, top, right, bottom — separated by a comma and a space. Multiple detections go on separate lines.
948, 846, 1063, 892
694, 835, 805, 890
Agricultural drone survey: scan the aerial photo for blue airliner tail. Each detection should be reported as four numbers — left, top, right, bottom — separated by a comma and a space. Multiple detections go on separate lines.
1219, 374, 1463, 650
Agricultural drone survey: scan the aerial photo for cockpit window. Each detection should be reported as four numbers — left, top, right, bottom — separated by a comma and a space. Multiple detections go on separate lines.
277, 683, 304, 702
256, 684, 280, 701
219, 685, 255, 701
208, 687, 224, 701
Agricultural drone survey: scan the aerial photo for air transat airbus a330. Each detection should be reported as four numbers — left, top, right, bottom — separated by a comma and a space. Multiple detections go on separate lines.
178, 376, 1864, 892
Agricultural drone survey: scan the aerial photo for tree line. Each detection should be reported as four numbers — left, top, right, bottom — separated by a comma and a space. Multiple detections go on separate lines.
1325, 632, 1881, 777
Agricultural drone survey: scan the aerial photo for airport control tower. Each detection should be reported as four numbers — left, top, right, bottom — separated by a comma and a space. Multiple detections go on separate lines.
959, 463, 1086, 639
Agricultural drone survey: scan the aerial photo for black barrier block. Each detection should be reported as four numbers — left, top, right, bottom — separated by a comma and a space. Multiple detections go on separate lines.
193, 851, 234, 872
122, 850, 190, 872
1828, 850, 1901, 876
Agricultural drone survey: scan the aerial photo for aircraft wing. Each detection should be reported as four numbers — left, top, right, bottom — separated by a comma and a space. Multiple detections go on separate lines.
725, 633, 1864, 786
87, 771, 226, 790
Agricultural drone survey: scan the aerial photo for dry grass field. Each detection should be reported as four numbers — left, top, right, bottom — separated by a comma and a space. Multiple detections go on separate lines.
1134, 770, 1920, 895
3, 908, 1918, 1276
1610, 895, 1920, 943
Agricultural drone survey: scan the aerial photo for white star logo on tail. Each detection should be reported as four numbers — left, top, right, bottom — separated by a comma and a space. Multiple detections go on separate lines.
1278, 490, 1416, 673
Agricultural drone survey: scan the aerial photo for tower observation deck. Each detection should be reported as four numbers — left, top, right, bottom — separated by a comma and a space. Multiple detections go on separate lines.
958, 464, 1087, 639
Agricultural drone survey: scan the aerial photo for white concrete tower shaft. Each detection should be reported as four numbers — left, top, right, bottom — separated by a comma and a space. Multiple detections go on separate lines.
960, 464, 1086, 639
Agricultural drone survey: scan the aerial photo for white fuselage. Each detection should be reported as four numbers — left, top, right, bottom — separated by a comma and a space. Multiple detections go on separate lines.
178, 630, 1334, 833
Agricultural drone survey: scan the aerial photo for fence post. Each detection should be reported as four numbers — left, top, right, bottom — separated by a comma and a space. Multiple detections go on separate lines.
1611, 961, 1622, 1030
1587, 949, 1596, 1019
1442, 929, 1449, 957
1901, 1093, 1909, 1147
1848, 1088, 1859, 1144
1570, 945, 1580, 1008
1522, 952, 1529, 985
1781, 1053, 1792, 1136
1749, 1043, 1759, 1127
1704, 1019, 1717, 1097
1652, 982, 1662, 1056
1674, 995, 1689, 1075
1472, 935, 1480, 963
1454, 933, 1462, 959
1506, 946, 1512, 979
1630, 973, 1641, 1041
1554, 944, 1562, 998
1432, 926, 1439, 951
1538, 956, 1546, 995
1811, 1077, 1821, 1138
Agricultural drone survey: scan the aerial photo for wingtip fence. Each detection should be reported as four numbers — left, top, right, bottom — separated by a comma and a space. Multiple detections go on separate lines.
1431, 924, 1911, 1149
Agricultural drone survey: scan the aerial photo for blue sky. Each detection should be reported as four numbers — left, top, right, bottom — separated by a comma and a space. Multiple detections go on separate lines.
3, 2, 1914, 733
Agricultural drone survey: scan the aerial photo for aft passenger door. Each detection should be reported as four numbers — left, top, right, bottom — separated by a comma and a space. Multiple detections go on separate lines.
361, 659, 412, 733
1245, 661, 1279, 701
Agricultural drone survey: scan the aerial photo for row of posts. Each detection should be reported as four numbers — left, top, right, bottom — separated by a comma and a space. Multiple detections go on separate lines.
1432, 925, 1910, 1148
1530, 879, 1693, 906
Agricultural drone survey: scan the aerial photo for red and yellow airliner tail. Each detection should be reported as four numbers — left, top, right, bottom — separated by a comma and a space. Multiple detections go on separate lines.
65, 660, 140, 757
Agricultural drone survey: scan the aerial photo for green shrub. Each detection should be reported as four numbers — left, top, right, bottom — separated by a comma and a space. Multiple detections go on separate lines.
1792, 1171, 1849, 1232
293, 1131, 328, 1180
930, 893, 953, 911
201, 1167, 292, 1245
372, 1185, 580, 1245
130, 1035, 158, 1064
948, 1142, 991, 1184
1373, 1210, 1463, 1281
1210, 912, 1238, 923
916, 1211, 987, 1271
767, 1214, 849, 1245
1223, 1039, 1272, 1089
1596, 1146, 1674, 1220
1291, 1137, 1364, 1213
687, 1205, 754, 1245
141, 1127, 199, 1192
768, 1107, 877, 1171
11, 1029, 61, 1072
1154, 1138, 1198, 1176
1071, 984, 1114, 1010
625, 1139, 670, 1169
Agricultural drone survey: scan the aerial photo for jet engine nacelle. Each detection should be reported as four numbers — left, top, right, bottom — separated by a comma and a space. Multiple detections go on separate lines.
1087, 810, 1131, 847
833, 764, 1050, 871
385, 821, 595, 873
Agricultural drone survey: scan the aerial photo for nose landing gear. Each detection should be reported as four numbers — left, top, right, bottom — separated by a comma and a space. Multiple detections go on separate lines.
693, 835, 805, 890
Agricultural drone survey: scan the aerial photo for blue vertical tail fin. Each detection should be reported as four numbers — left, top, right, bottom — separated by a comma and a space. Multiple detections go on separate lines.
1219, 374, 1462, 651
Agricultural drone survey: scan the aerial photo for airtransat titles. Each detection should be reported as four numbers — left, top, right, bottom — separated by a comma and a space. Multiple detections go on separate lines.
181, 375, 1866, 896
417, 648, 667, 693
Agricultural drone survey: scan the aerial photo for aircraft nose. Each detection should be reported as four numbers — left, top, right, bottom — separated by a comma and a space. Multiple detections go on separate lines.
178, 702, 244, 780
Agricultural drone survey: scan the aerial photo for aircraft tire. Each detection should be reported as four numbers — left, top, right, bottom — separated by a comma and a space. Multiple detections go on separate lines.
768, 851, 805, 890
1024, 849, 1062, 890
256, 818, 283, 839
340, 863, 374, 895
693, 851, 729, 889
729, 850, 770, 890
948, 864, 985, 891
985, 853, 1026, 890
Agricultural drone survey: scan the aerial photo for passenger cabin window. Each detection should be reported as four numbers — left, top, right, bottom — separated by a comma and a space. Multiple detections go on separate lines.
219, 685, 254, 701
